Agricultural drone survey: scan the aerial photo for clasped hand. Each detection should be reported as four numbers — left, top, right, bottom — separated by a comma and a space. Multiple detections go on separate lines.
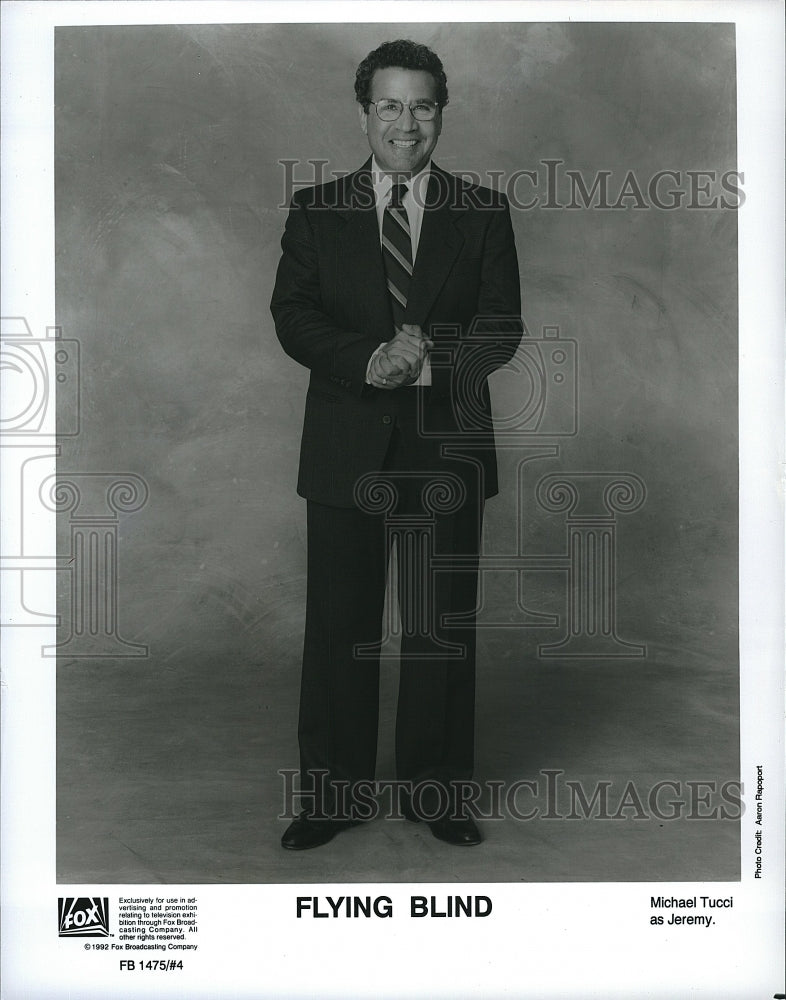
368, 324, 433, 390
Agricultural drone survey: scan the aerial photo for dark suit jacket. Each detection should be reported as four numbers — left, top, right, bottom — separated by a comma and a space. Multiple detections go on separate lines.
270, 160, 523, 508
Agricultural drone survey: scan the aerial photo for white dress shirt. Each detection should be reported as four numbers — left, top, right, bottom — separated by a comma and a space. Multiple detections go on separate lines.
366, 158, 432, 386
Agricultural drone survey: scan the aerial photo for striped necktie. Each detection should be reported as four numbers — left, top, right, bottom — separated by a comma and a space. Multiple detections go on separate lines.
382, 182, 413, 329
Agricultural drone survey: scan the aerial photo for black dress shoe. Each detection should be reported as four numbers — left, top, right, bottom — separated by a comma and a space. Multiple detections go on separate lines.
427, 814, 482, 846
399, 793, 482, 845
281, 814, 361, 851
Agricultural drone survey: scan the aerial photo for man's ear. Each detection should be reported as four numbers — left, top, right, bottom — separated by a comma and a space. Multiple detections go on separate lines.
358, 104, 368, 135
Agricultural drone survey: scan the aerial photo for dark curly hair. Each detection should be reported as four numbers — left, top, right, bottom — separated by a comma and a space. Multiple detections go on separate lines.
355, 39, 449, 111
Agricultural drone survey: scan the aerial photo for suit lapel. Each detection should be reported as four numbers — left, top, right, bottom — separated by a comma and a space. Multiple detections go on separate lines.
333, 163, 392, 339
405, 166, 466, 326
331, 161, 467, 336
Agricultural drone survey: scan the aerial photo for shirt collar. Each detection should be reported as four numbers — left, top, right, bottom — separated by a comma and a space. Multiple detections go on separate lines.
370, 158, 432, 204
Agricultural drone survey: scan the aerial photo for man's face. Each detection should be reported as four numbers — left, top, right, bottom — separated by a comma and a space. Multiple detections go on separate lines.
359, 67, 442, 177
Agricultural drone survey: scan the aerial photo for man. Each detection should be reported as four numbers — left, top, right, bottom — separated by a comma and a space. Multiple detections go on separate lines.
271, 39, 522, 850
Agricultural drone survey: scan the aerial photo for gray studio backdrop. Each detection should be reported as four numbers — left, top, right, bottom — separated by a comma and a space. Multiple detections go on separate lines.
56, 22, 739, 883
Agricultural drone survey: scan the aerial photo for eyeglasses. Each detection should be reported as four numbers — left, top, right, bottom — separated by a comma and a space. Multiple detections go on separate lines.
368, 99, 440, 122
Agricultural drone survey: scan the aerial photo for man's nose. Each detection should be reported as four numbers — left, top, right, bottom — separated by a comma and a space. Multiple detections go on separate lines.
397, 106, 418, 130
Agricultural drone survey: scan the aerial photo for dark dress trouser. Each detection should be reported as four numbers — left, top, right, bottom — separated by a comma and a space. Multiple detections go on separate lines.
297, 388, 483, 818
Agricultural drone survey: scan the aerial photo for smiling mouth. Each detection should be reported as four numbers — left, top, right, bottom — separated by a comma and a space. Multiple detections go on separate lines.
390, 139, 419, 148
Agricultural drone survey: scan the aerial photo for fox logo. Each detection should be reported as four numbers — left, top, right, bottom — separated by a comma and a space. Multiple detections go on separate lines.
58, 898, 109, 937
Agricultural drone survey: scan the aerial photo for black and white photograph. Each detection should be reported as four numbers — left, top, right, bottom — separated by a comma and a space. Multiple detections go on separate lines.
1, 2, 783, 997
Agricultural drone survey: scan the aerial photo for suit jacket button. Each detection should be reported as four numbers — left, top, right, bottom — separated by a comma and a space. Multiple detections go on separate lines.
382, 415, 392, 425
